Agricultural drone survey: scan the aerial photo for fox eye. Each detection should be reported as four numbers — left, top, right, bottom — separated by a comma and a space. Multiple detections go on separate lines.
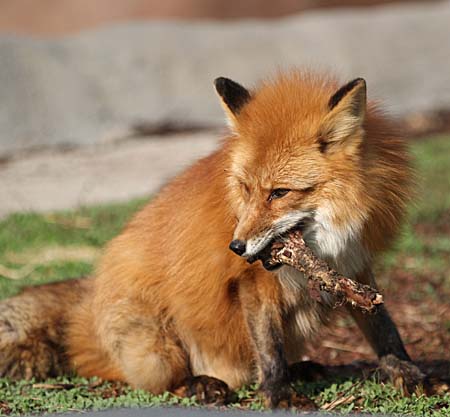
268, 188, 291, 201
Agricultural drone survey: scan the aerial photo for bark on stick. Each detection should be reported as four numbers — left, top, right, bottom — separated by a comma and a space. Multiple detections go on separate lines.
269, 231, 383, 313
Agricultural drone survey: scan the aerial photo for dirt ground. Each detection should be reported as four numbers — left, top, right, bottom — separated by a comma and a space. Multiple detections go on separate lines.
310, 271, 450, 365
306, 221, 450, 384
0, 0, 438, 36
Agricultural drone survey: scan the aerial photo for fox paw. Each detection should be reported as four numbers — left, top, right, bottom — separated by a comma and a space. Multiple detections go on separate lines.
289, 360, 327, 382
260, 383, 317, 410
173, 375, 231, 405
379, 354, 425, 396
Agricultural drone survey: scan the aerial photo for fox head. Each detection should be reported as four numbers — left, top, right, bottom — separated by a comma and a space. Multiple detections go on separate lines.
214, 71, 412, 275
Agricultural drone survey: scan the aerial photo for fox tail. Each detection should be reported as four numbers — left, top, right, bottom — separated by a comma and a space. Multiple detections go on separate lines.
0, 278, 90, 380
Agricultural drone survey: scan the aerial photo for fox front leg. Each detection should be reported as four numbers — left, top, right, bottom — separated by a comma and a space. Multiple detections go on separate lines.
239, 276, 313, 409
251, 309, 292, 407
349, 268, 425, 394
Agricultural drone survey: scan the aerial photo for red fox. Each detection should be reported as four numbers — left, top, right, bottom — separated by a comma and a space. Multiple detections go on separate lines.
0, 70, 424, 406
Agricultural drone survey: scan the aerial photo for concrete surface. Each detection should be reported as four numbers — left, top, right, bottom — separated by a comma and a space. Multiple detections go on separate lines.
0, 131, 221, 219
1, 1, 450, 156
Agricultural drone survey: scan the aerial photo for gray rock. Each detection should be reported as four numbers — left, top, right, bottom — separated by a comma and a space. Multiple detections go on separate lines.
1, 1, 450, 156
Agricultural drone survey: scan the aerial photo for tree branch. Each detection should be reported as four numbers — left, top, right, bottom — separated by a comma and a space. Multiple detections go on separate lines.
269, 231, 383, 313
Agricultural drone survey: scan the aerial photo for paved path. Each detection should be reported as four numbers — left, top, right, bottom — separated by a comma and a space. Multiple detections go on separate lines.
0, 132, 221, 219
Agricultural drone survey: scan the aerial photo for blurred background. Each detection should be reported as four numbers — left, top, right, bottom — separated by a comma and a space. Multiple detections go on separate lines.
1, 0, 450, 216
0, 1, 449, 413
0, 0, 441, 33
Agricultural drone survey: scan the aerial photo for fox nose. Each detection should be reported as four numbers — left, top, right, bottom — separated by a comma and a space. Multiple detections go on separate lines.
229, 239, 247, 256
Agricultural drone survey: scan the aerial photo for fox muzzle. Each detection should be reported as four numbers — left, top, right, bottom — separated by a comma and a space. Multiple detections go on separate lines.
229, 239, 247, 256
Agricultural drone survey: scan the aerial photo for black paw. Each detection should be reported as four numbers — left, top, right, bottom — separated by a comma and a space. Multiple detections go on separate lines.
379, 354, 426, 396
289, 360, 327, 382
260, 383, 317, 410
173, 375, 231, 405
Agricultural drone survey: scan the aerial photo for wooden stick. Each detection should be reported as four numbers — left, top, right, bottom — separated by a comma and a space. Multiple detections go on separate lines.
269, 231, 383, 313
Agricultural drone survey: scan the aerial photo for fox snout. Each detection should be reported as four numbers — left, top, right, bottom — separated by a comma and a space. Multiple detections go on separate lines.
229, 238, 281, 271
229, 239, 246, 256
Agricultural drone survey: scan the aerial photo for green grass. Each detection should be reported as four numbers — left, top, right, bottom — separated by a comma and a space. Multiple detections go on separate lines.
0, 377, 199, 415
410, 135, 450, 223
0, 198, 146, 298
380, 135, 450, 289
1, 376, 449, 416
0, 135, 449, 415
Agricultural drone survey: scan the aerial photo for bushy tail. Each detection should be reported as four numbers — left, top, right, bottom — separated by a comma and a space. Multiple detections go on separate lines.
0, 278, 90, 380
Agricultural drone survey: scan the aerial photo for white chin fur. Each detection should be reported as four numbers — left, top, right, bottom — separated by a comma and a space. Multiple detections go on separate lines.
305, 206, 369, 277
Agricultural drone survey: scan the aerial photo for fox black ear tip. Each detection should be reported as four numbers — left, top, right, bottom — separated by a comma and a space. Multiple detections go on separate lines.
214, 77, 227, 89
354, 77, 366, 87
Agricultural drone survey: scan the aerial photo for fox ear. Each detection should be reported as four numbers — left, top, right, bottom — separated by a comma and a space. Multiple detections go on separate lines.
319, 78, 367, 154
214, 77, 251, 128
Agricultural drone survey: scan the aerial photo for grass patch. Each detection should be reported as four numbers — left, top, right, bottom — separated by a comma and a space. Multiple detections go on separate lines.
381, 135, 450, 273
0, 376, 449, 416
410, 135, 450, 223
0, 377, 199, 415
0, 199, 146, 298
0, 135, 449, 415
